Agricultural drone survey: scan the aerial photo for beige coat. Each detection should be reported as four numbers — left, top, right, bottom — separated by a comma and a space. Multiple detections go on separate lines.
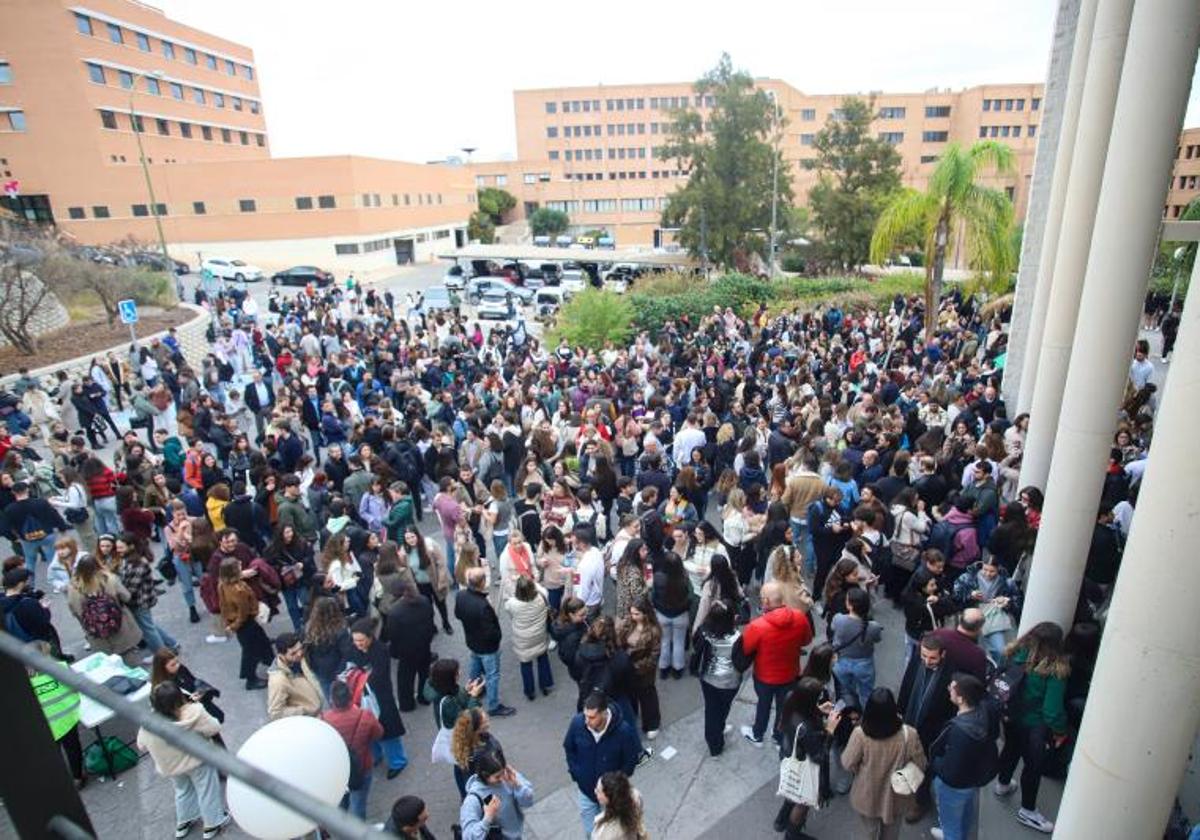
266, 658, 324, 720
841, 724, 928, 824
137, 702, 220, 777
66, 573, 143, 654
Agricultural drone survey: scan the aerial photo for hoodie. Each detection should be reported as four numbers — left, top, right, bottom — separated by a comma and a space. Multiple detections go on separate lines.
137, 702, 221, 777
460, 769, 535, 840
929, 705, 1000, 788
740, 605, 814, 685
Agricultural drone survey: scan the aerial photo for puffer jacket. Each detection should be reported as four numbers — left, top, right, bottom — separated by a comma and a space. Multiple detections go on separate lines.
137, 702, 220, 777
503, 593, 551, 663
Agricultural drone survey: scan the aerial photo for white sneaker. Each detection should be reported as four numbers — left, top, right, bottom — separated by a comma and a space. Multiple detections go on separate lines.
646, 730, 658, 741
741, 725, 763, 747
929, 829, 944, 840
204, 634, 229, 644
724, 724, 733, 734
1016, 809, 1054, 834
993, 780, 1018, 797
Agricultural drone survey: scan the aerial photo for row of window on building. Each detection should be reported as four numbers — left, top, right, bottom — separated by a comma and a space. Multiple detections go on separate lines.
99, 109, 265, 146
549, 122, 668, 139
353, 192, 443, 208
546, 95, 716, 115
74, 12, 255, 81
1180, 144, 1200, 159
333, 230, 450, 256
1178, 175, 1198, 190
63, 191, 446, 221
978, 124, 1038, 139
545, 197, 666, 214
562, 170, 685, 182
982, 97, 1040, 112
554, 147, 652, 162
86, 62, 261, 114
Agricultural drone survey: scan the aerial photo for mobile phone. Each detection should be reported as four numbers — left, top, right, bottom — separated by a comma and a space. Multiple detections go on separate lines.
483, 794, 496, 807
832, 699, 847, 716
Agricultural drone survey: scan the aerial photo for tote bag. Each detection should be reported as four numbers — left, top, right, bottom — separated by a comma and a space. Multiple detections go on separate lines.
430, 697, 456, 765
890, 726, 926, 795
777, 723, 822, 808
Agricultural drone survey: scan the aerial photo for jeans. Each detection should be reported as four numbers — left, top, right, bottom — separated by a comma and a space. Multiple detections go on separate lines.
340, 769, 372, 820
133, 607, 177, 654
752, 677, 792, 740
373, 736, 408, 772
171, 763, 226, 829
282, 584, 311, 631
933, 776, 979, 840
170, 553, 199, 609
700, 680, 738, 755
789, 517, 815, 577
998, 721, 1049, 812
833, 656, 876, 711
578, 790, 602, 839
546, 586, 564, 614
444, 540, 457, 585
519, 653, 554, 698
981, 631, 1007, 667
656, 610, 689, 671
308, 428, 323, 465
92, 496, 121, 538
469, 650, 503, 712
492, 533, 508, 562
20, 533, 57, 578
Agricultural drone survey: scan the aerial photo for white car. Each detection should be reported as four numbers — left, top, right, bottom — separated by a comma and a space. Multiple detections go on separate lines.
444, 264, 467, 290
477, 290, 517, 321
202, 258, 265, 282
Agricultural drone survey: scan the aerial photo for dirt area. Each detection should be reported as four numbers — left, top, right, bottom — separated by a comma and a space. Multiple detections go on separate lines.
0, 306, 195, 373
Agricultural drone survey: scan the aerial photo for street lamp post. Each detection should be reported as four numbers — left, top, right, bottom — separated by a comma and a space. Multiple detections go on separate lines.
767, 93, 781, 278
128, 71, 172, 280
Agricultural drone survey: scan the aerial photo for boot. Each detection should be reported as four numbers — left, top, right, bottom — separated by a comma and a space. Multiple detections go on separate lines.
189, 606, 201, 624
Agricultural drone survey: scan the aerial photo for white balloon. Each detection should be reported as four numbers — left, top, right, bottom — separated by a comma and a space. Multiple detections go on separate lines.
226, 716, 350, 840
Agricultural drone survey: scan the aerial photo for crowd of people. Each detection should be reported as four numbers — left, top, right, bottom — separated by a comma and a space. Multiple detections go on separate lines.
0, 271, 1160, 839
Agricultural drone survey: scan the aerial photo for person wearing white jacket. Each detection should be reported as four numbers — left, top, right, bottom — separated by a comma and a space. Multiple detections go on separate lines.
503, 575, 554, 701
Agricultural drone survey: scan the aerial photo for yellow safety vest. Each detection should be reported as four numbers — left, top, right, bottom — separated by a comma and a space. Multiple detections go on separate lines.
31, 672, 81, 740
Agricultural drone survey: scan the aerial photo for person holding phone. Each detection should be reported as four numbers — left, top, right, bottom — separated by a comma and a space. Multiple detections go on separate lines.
459, 751, 534, 840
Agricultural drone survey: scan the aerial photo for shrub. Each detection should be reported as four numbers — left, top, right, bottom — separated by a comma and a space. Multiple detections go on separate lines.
546, 288, 634, 350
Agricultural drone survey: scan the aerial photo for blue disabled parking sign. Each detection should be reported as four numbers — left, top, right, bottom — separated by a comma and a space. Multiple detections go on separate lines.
118, 299, 138, 324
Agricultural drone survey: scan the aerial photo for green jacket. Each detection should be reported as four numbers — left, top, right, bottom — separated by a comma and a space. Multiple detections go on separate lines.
276, 495, 317, 542
1013, 648, 1069, 735
384, 497, 415, 541
32, 671, 81, 740
162, 437, 185, 473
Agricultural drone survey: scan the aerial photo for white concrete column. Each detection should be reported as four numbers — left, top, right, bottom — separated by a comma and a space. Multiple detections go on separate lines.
1018, 0, 1200, 638
1006, 0, 1088, 413
1018, 0, 1134, 491
1055, 273, 1200, 835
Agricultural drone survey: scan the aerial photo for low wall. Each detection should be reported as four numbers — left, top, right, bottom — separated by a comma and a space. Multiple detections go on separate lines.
0, 277, 71, 349
0, 303, 211, 390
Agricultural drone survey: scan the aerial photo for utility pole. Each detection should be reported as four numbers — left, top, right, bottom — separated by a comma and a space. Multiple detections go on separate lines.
128, 72, 172, 285
767, 92, 781, 278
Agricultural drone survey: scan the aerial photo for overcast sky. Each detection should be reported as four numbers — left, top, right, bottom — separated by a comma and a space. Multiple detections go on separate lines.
155, 0, 1199, 163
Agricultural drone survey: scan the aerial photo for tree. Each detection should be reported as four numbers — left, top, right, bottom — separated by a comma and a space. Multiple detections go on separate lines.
658, 54, 793, 270
529, 207, 569, 237
477, 188, 516, 224
805, 97, 902, 269
467, 211, 495, 244
0, 258, 58, 354
870, 140, 1016, 338
546, 288, 634, 350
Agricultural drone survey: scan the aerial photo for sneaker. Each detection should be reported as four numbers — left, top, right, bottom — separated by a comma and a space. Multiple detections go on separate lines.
490, 704, 517, 717
741, 725, 763, 747
175, 819, 197, 838
724, 724, 732, 734
204, 634, 229, 644
201, 815, 230, 839
930, 829, 944, 840
1016, 810, 1054, 834
646, 730, 659, 741
637, 748, 653, 767
993, 780, 1018, 797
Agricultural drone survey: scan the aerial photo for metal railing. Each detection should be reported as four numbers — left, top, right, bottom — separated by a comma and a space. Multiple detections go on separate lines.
0, 630, 388, 839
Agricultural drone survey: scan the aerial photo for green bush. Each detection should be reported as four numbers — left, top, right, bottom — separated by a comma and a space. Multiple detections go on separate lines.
546, 288, 634, 350
781, 253, 807, 273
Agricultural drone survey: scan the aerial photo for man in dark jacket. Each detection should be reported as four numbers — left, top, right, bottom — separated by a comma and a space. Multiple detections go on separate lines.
243, 370, 275, 443
1, 568, 59, 649
563, 691, 640, 838
898, 633, 956, 822
635, 455, 672, 506
453, 568, 514, 716
273, 425, 304, 474
223, 481, 270, 551
385, 583, 435, 712
930, 674, 999, 840
2, 481, 68, 583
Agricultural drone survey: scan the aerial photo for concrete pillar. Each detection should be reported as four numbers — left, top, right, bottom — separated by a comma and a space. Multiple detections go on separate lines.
1018, 0, 1200, 638
1018, 0, 1134, 492
1055, 273, 1200, 835
1004, 0, 1085, 412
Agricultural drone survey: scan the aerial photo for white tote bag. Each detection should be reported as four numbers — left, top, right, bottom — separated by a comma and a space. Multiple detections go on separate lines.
777, 723, 822, 808
430, 697, 456, 765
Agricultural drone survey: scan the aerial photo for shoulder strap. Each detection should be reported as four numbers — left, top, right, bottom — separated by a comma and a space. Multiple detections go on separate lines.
791, 722, 805, 761
438, 695, 450, 728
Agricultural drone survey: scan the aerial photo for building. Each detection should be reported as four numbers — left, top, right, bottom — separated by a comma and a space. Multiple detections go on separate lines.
1167, 126, 1200, 218
0, 0, 472, 272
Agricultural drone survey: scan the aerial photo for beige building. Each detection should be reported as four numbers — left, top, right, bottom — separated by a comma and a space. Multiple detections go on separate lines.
0, 0, 473, 272
1167, 126, 1200, 218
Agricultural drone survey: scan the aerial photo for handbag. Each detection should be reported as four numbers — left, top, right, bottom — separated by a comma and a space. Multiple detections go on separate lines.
891, 514, 921, 571
777, 723, 822, 808
430, 697, 456, 765
254, 600, 271, 627
65, 507, 89, 525
890, 726, 926, 795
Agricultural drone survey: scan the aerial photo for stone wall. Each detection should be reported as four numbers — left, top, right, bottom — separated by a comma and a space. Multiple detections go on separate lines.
0, 275, 71, 349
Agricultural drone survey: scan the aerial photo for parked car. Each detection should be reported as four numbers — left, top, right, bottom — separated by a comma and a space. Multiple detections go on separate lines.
444, 263, 467, 290
130, 251, 189, 275
555, 235, 573, 248
418, 286, 460, 317
477, 290, 517, 321
532, 235, 551, 247
535, 286, 571, 318
464, 277, 534, 306
560, 263, 588, 294
202, 258, 264, 282
271, 265, 334, 287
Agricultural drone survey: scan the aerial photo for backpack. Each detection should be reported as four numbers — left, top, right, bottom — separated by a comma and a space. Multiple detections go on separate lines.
5, 608, 33, 642
984, 660, 1027, 724
927, 519, 969, 559
19, 514, 47, 542
81, 591, 124, 639
338, 664, 381, 718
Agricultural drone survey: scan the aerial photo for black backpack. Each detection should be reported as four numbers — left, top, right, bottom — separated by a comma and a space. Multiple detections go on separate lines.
985, 660, 1027, 724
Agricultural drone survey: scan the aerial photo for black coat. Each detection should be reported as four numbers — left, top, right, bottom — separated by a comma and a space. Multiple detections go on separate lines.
454, 589, 501, 654
898, 655, 956, 748
223, 496, 269, 550
243, 380, 275, 414
351, 639, 406, 739
306, 629, 355, 684
385, 597, 435, 664
551, 620, 587, 682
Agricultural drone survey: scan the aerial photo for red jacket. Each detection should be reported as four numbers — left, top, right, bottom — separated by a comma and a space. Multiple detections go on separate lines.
321, 705, 383, 774
86, 468, 117, 500
741, 606, 813, 685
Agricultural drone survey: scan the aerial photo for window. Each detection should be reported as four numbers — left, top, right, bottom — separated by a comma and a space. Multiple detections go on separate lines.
1032, 98, 1041, 111
192, 88, 205, 105
800, 133, 814, 146
1005, 186, 1015, 201
169, 82, 183, 100
1012, 126, 1022, 138
238, 199, 256, 213
979, 126, 988, 138
878, 132, 904, 144
107, 23, 123, 44
213, 93, 225, 108
922, 131, 948, 142
99, 110, 117, 129
879, 106, 906, 119
179, 122, 192, 138
649, 97, 659, 109
360, 192, 370, 206
989, 126, 999, 137
205, 54, 218, 70
192, 201, 206, 214
1016, 99, 1025, 111
131, 114, 144, 132
255, 134, 264, 147
136, 32, 150, 51
800, 108, 816, 121
318, 195, 336, 209
249, 101, 260, 114
925, 105, 951, 118
244, 66, 254, 81
118, 70, 133, 89
548, 150, 559, 160
545, 101, 556, 114
75, 13, 93, 35
1028, 124, 1038, 137
87, 63, 106, 84
201, 125, 212, 140
616, 99, 624, 111
184, 47, 197, 65
582, 100, 590, 112
225, 59, 236, 76
334, 243, 360, 255
92, 205, 110, 218
221, 128, 231, 143
626, 98, 635, 110
1004, 99, 1014, 111
982, 99, 991, 111
132, 203, 149, 216
1000, 125, 1010, 137
145, 77, 160, 95
704, 96, 714, 107
495, 175, 507, 186
162, 41, 175, 60
232, 97, 242, 111
67, 206, 85, 220
156, 118, 169, 135
153, 203, 166, 216
546, 126, 557, 138
239, 131, 248, 145
295, 196, 314, 210
920, 154, 939, 163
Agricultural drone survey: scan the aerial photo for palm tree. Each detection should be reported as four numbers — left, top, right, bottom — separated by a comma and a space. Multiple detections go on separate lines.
870, 140, 1016, 338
